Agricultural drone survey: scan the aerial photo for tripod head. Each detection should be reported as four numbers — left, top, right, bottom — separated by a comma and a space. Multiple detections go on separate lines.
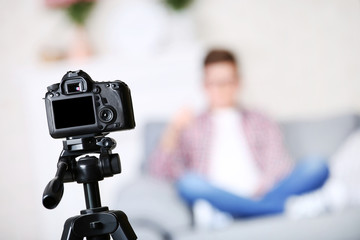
43, 134, 121, 209
43, 134, 137, 240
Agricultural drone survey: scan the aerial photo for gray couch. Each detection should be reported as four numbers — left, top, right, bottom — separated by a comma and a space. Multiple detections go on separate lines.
115, 113, 360, 240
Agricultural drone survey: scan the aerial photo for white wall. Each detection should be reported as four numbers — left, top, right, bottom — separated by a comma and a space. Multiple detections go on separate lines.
0, 0, 360, 239
194, 0, 360, 119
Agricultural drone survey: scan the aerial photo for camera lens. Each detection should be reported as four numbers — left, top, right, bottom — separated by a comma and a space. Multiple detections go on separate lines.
99, 107, 115, 123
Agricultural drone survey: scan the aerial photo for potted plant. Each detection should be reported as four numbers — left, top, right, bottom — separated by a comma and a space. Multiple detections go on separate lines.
163, 0, 194, 11
45, 0, 96, 60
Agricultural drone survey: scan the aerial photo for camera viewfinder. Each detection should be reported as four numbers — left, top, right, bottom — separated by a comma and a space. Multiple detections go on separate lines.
65, 79, 87, 94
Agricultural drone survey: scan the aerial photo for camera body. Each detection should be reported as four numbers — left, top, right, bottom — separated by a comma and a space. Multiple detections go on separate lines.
44, 70, 135, 139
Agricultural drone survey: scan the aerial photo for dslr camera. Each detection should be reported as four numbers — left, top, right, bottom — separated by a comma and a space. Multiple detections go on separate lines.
44, 70, 135, 138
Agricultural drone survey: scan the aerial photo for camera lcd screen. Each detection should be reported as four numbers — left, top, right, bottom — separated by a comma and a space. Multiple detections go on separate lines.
52, 96, 96, 129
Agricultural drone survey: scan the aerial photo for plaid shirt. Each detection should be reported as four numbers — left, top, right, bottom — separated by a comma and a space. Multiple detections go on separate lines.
149, 109, 293, 195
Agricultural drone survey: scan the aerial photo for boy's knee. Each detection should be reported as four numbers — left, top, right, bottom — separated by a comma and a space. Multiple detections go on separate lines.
177, 173, 206, 194
298, 157, 329, 179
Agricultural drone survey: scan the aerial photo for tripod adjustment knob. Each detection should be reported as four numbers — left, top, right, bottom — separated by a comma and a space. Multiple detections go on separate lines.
90, 221, 103, 229
96, 137, 116, 150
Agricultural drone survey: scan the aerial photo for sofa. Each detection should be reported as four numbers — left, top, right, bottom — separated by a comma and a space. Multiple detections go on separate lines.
114, 113, 360, 240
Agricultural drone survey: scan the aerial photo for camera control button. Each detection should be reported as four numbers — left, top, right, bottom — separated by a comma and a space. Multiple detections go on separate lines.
47, 83, 59, 92
112, 84, 119, 89
95, 102, 100, 107
95, 96, 100, 101
93, 87, 101, 94
55, 92, 60, 97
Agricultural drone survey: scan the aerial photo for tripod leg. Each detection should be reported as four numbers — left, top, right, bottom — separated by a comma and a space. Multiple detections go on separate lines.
110, 226, 128, 240
110, 211, 137, 240
61, 217, 83, 240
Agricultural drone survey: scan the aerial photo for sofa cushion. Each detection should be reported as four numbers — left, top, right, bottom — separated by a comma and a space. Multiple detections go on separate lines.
280, 114, 360, 161
143, 114, 360, 166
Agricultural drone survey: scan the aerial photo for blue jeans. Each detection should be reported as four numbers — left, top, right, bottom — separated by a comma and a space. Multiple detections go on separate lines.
176, 158, 329, 218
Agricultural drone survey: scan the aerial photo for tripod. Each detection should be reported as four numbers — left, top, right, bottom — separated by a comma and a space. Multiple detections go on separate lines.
42, 135, 137, 240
